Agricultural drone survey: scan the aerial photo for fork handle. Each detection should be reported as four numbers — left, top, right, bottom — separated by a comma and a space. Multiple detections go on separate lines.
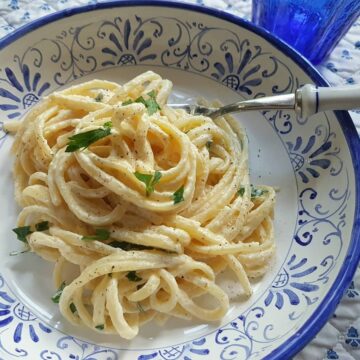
296, 84, 360, 118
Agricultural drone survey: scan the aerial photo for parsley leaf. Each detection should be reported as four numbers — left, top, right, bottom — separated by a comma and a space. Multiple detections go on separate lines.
134, 170, 162, 196
250, 186, 268, 199
147, 90, 157, 99
173, 186, 185, 204
122, 91, 161, 115
134, 172, 152, 192
13, 221, 51, 243
144, 90, 161, 115
12, 226, 32, 243
126, 271, 142, 282
65, 124, 112, 152
108, 241, 174, 254
95, 324, 104, 330
237, 187, 245, 197
51, 281, 66, 303
122, 99, 133, 106
108, 241, 154, 251
134, 95, 146, 106
70, 302, 77, 313
94, 93, 103, 102
35, 221, 49, 232
206, 141, 212, 150
153, 170, 162, 185
82, 229, 110, 241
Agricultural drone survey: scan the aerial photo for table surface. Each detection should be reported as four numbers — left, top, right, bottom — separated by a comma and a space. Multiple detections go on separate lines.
0, 0, 359, 359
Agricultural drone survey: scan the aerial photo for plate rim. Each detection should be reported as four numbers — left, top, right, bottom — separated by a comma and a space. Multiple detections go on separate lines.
0, 1, 359, 358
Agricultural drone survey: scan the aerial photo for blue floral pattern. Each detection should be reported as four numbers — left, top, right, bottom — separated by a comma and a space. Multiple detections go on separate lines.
138, 338, 209, 360
0, 58, 50, 119
346, 281, 359, 298
99, 17, 157, 66
0, 4, 358, 360
8, 0, 19, 10
345, 327, 360, 348
264, 255, 319, 311
326, 349, 339, 359
211, 46, 263, 95
0, 276, 51, 358
285, 124, 342, 184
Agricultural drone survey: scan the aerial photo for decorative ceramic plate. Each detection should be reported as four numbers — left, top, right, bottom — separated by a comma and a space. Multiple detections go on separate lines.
0, 1, 359, 359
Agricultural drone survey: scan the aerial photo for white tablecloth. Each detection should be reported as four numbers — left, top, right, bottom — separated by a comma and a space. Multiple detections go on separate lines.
0, 1, 359, 359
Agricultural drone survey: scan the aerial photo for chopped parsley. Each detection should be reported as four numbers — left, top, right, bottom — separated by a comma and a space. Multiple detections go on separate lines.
206, 141, 212, 150
70, 302, 77, 313
126, 271, 142, 282
143, 90, 161, 115
82, 229, 110, 241
108, 241, 153, 251
94, 93, 104, 102
35, 221, 49, 232
134, 170, 162, 196
12, 220, 50, 243
95, 324, 104, 330
250, 186, 268, 199
122, 91, 161, 115
65, 122, 112, 152
108, 241, 175, 254
237, 187, 245, 197
122, 99, 133, 106
173, 186, 185, 204
12, 226, 32, 243
51, 281, 66, 304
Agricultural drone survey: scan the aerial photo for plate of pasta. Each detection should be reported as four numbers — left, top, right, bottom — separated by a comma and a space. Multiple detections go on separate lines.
0, 2, 359, 360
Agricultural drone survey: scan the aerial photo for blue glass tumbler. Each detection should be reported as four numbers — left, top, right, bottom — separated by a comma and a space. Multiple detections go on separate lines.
252, 0, 360, 64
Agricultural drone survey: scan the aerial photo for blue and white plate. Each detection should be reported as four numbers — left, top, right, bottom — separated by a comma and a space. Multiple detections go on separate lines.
0, 2, 359, 359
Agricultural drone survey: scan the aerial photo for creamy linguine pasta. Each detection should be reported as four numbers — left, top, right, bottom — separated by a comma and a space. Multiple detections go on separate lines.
6, 71, 275, 339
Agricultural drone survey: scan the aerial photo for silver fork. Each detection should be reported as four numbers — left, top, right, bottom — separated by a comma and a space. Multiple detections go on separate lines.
169, 84, 360, 119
